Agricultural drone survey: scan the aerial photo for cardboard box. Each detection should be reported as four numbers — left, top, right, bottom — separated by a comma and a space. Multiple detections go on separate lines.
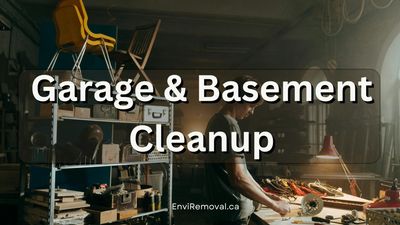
93, 104, 118, 119
115, 192, 137, 210
120, 144, 145, 162
99, 144, 119, 164
119, 105, 142, 122
58, 109, 74, 117
117, 208, 138, 220
39, 103, 74, 118
85, 208, 117, 224
140, 171, 164, 195
74, 107, 91, 118
135, 185, 153, 198
143, 105, 169, 123
89, 192, 137, 210
58, 104, 74, 117
39, 103, 52, 117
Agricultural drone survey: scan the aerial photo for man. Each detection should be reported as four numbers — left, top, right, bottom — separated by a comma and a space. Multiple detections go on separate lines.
204, 75, 290, 225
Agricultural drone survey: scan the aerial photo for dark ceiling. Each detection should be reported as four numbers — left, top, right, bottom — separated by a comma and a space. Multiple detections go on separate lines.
17, 0, 332, 69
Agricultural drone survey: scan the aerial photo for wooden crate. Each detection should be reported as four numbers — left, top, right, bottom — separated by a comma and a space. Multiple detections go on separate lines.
117, 208, 138, 220
74, 107, 91, 118
98, 144, 120, 164
85, 208, 117, 224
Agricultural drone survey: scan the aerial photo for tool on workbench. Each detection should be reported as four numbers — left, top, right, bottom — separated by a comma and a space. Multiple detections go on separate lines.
367, 178, 400, 209
365, 179, 399, 224
301, 194, 324, 216
292, 220, 325, 224
312, 216, 331, 223
279, 194, 324, 222
323, 211, 366, 225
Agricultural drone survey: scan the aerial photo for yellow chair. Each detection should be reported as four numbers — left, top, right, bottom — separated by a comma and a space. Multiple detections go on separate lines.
57, 0, 116, 50
47, 0, 117, 83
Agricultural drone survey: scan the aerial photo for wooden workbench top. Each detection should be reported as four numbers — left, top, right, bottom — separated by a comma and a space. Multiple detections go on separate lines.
253, 194, 370, 225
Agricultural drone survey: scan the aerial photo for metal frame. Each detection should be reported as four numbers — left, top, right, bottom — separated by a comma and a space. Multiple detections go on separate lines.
168, 102, 174, 225
23, 75, 174, 225
46, 36, 116, 84
48, 76, 59, 224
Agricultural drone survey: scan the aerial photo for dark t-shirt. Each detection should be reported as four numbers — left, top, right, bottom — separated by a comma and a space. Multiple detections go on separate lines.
204, 112, 254, 221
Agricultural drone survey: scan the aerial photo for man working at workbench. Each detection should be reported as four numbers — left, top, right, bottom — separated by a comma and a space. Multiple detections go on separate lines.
204, 75, 290, 225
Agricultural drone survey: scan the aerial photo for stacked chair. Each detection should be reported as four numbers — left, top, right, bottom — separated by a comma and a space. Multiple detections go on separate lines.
48, 0, 161, 95
113, 20, 161, 95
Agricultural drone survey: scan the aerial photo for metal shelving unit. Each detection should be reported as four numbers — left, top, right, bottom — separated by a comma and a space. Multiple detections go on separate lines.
58, 116, 170, 126
21, 76, 174, 225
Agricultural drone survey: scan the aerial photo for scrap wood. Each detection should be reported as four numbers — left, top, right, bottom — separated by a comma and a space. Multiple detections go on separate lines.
54, 209, 89, 220
24, 206, 88, 220
321, 195, 370, 211
55, 200, 90, 211
34, 189, 84, 198
322, 199, 366, 211
60, 197, 76, 203
30, 194, 81, 204
31, 194, 61, 202
25, 198, 90, 211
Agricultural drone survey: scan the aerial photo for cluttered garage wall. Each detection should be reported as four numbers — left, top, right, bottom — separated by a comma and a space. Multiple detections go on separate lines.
0, 1, 39, 224
0, 0, 39, 162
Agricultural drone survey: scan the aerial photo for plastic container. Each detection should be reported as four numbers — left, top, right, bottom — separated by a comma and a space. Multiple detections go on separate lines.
141, 171, 164, 195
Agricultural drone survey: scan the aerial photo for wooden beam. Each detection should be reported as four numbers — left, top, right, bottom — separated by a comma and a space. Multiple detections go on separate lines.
0, 0, 39, 44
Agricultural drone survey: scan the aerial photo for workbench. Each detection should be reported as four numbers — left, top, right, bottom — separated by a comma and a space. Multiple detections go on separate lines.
300, 173, 381, 199
252, 194, 371, 225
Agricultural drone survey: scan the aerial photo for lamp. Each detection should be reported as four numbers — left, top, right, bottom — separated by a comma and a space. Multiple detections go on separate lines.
316, 135, 340, 159
316, 135, 362, 197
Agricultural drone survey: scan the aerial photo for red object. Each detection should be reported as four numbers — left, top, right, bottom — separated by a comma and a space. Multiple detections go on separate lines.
298, 185, 325, 197
263, 187, 276, 194
99, 184, 108, 189
316, 135, 340, 159
368, 178, 400, 209
350, 179, 359, 196
289, 181, 306, 196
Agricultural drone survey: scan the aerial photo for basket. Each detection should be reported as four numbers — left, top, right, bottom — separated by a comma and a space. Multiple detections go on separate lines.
366, 208, 400, 225
147, 150, 169, 161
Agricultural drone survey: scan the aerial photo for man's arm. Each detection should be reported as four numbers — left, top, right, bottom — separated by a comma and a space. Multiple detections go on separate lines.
225, 157, 290, 216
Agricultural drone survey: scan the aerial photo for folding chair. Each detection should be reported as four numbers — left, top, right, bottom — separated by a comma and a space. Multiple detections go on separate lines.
47, 0, 116, 83
113, 19, 161, 96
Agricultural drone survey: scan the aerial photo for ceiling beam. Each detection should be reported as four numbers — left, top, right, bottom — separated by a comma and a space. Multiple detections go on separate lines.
0, 0, 39, 44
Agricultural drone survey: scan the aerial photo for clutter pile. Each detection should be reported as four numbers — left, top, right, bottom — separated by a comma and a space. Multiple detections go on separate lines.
24, 189, 89, 225
261, 177, 344, 199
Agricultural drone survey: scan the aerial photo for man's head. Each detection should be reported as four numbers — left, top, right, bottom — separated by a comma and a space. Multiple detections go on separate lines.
231, 75, 262, 120
235, 102, 260, 120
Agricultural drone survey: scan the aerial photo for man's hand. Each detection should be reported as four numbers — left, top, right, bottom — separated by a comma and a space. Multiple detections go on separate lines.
272, 200, 290, 216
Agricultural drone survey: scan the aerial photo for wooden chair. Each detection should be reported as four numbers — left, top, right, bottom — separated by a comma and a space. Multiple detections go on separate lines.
113, 19, 161, 95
